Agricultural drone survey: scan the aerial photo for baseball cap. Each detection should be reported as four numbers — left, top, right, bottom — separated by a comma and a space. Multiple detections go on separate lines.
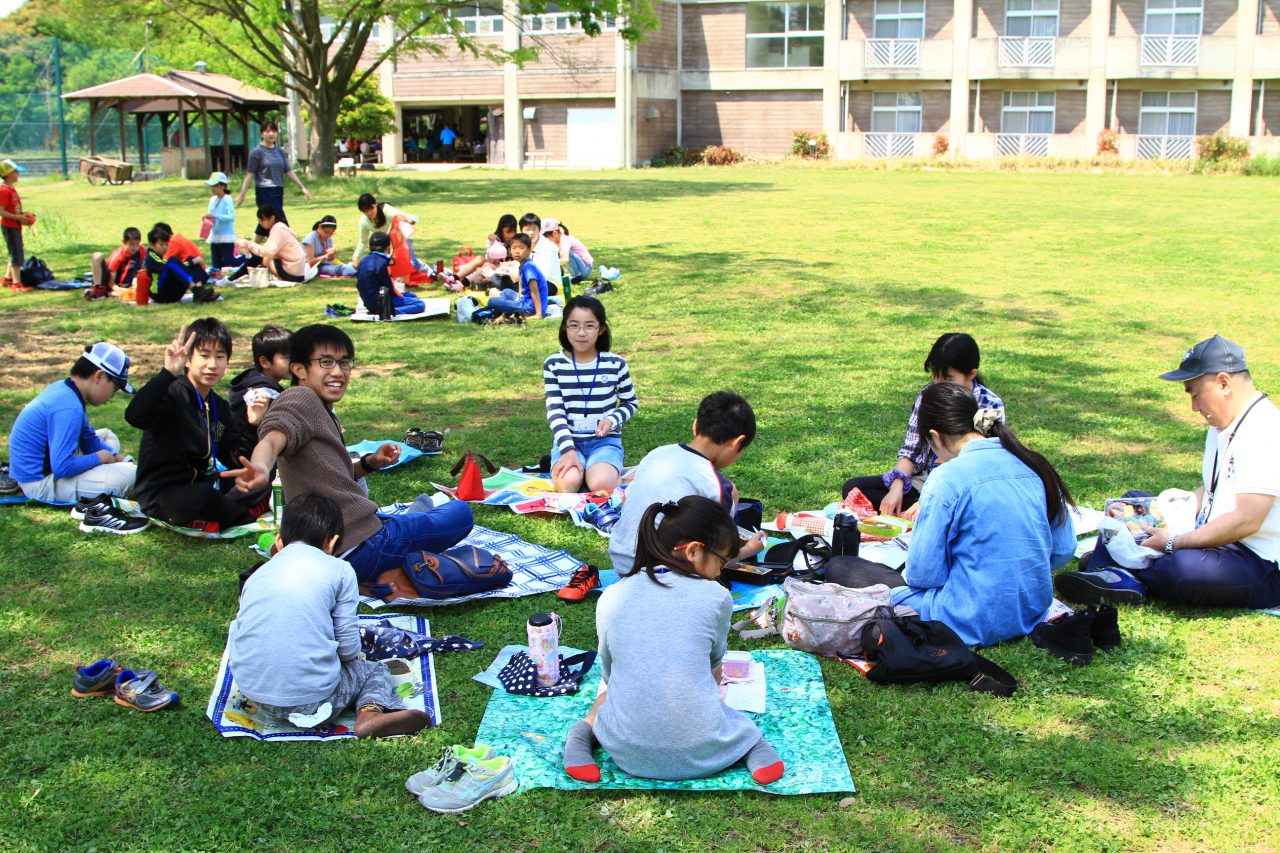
0, 159, 26, 178
83, 342, 134, 393
541, 218, 561, 233
1159, 334, 1248, 382
205, 171, 229, 186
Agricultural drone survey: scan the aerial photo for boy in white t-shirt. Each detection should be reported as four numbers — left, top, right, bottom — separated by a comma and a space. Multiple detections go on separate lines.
1058, 335, 1280, 609
520, 212, 563, 289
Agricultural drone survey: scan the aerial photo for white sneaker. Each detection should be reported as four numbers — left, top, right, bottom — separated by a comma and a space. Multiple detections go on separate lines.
417, 755, 517, 813
405, 744, 496, 796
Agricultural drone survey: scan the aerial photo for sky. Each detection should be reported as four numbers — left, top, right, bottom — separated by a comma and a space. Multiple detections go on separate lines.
0, 0, 23, 17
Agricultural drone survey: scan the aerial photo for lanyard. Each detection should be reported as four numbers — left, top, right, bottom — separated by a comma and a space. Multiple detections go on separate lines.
569, 353, 601, 419
197, 391, 218, 472
1200, 393, 1267, 525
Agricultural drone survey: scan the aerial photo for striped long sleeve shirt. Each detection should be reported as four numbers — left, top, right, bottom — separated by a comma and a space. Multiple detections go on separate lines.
543, 351, 638, 454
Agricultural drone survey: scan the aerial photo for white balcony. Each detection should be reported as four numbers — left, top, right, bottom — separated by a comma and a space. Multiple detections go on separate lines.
998, 36, 1055, 67
996, 133, 1051, 156
1140, 34, 1199, 66
1136, 134, 1194, 159
865, 38, 921, 68
865, 132, 920, 157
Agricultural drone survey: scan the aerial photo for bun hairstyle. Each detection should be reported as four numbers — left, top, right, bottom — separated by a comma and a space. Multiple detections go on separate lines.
918, 382, 1073, 525
628, 495, 738, 586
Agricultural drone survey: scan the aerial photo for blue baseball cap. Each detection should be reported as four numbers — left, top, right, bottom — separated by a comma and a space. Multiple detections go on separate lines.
1159, 334, 1248, 382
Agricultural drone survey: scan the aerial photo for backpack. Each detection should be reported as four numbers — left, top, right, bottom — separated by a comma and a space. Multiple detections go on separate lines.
471, 306, 496, 324
20, 256, 55, 288
360, 545, 512, 602
859, 607, 1017, 697
455, 295, 478, 323
732, 577, 916, 658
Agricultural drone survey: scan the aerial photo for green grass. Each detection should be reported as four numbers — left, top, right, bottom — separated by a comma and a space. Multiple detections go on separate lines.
2, 166, 1279, 852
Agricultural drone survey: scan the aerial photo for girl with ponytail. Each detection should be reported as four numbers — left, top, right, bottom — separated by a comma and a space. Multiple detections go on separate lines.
560, 496, 785, 786
889, 381, 1078, 647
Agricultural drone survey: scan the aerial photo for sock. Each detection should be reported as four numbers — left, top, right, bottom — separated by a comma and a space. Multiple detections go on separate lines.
562, 720, 601, 782
745, 738, 784, 785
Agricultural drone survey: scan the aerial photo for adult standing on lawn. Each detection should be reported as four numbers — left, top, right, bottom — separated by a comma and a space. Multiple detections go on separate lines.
1057, 335, 1280, 609
235, 121, 313, 240
222, 324, 474, 587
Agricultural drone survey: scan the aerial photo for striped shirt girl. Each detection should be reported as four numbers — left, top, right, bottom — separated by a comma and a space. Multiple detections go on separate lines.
543, 351, 638, 455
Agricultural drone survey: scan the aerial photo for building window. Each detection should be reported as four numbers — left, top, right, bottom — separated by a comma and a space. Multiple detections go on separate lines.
1144, 0, 1202, 35
1138, 91, 1197, 134
320, 17, 382, 42
449, 2, 505, 34
1005, 0, 1059, 36
523, 3, 617, 34
746, 2, 825, 68
872, 0, 925, 39
1001, 91, 1056, 133
871, 91, 923, 132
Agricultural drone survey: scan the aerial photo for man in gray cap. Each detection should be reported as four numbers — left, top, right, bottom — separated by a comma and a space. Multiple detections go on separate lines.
1057, 335, 1280, 608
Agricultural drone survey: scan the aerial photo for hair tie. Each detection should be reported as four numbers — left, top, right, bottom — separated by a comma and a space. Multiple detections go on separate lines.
660, 501, 680, 512
973, 407, 1001, 436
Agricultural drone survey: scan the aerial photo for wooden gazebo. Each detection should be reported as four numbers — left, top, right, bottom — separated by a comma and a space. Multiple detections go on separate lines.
63, 69, 288, 179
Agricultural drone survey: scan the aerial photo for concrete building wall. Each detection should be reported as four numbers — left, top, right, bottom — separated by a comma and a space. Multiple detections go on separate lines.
682, 4, 748, 69
681, 90, 822, 153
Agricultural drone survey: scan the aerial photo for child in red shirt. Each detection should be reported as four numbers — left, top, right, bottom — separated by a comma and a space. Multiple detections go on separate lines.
0, 159, 35, 291
89, 227, 146, 300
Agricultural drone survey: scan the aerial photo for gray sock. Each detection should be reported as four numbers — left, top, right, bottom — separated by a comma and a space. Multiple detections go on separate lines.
562, 720, 600, 781
744, 738, 784, 784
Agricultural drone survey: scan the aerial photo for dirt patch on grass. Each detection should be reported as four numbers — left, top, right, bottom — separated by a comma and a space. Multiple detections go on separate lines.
0, 310, 166, 392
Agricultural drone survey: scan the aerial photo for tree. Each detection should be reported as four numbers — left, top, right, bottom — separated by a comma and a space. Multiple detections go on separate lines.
90, 0, 658, 177
333, 78, 397, 142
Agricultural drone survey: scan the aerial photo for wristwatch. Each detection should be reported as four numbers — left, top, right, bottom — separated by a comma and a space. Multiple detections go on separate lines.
1164, 534, 1178, 555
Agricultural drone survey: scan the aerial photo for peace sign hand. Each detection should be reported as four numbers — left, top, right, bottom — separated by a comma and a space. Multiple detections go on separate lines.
163, 326, 195, 375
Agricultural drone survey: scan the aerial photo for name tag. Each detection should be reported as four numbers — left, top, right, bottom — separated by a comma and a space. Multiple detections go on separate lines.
573, 416, 602, 433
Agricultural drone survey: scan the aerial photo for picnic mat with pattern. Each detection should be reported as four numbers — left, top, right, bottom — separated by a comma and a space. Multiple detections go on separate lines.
358, 521, 583, 609
205, 613, 440, 741
432, 467, 627, 535
474, 648, 855, 795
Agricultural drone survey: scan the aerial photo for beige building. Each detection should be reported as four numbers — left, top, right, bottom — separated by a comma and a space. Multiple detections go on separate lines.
373, 0, 1280, 164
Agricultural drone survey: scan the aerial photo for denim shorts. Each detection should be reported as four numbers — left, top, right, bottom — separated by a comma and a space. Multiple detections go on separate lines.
551, 434, 624, 473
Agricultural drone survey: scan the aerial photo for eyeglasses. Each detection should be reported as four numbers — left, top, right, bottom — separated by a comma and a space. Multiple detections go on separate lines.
310, 356, 356, 371
566, 323, 600, 333
675, 541, 735, 565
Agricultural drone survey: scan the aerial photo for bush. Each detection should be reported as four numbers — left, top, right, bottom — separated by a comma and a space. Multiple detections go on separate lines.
931, 134, 949, 157
701, 144, 743, 166
1196, 134, 1251, 165
650, 145, 704, 167
791, 130, 831, 159
1097, 129, 1118, 156
1244, 152, 1280, 176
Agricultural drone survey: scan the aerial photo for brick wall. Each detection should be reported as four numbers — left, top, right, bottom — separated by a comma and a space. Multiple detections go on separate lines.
1263, 0, 1280, 34
974, 87, 1087, 133
681, 90, 821, 154
638, 2, 680, 68
522, 98, 617, 160
846, 89, 951, 131
1202, 0, 1237, 35
1114, 88, 1231, 134
636, 98, 678, 160
518, 72, 616, 96
846, 0, 952, 39
683, 4, 747, 69
974, 0, 1091, 37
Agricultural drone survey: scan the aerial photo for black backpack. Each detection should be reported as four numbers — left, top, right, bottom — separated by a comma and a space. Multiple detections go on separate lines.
860, 607, 1017, 697
20, 256, 55, 288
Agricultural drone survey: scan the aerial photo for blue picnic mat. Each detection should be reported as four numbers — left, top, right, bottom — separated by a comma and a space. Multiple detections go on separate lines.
597, 568, 781, 612
346, 440, 425, 468
474, 648, 855, 796
0, 494, 74, 506
1259, 608, 1280, 618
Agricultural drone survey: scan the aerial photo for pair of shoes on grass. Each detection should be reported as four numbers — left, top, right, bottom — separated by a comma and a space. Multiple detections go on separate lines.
406, 744, 517, 813
72, 658, 180, 712
70, 494, 149, 535
1031, 605, 1123, 666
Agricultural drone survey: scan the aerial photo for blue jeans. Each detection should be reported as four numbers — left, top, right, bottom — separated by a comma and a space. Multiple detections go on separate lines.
318, 261, 357, 277
487, 288, 530, 316
551, 434, 624, 473
1088, 540, 1280, 609
210, 243, 247, 269
346, 499, 475, 584
567, 252, 592, 280
394, 291, 425, 315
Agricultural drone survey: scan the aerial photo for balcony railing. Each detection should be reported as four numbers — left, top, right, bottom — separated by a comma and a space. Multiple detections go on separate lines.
996, 133, 1051, 156
1140, 34, 1199, 65
865, 38, 921, 68
1136, 134, 1194, 159
998, 36, 1055, 67
865, 132, 918, 157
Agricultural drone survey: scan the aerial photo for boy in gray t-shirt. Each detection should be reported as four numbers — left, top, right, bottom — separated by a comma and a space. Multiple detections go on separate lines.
227, 493, 429, 738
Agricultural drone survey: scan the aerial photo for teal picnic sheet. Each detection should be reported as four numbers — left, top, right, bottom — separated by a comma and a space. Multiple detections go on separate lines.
474, 648, 855, 796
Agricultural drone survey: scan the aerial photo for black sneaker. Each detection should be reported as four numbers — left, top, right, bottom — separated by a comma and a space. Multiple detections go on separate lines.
1031, 610, 1095, 666
79, 506, 149, 535
0, 464, 19, 495
70, 493, 115, 521
1090, 605, 1122, 652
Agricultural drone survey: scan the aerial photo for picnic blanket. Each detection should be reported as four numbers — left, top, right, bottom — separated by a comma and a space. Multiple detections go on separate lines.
596, 567, 782, 613
112, 497, 275, 540
37, 278, 90, 290
345, 440, 423, 470
0, 494, 74, 506
358, 522, 582, 609
350, 298, 451, 321
474, 648, 854, 795
432, 467, 627, 535
205, 613, 441, 741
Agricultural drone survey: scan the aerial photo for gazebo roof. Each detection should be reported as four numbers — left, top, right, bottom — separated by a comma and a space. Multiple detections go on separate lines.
62, 70, 286, 113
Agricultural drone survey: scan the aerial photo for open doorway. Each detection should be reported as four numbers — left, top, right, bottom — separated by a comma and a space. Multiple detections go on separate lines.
401, 106, 494, 162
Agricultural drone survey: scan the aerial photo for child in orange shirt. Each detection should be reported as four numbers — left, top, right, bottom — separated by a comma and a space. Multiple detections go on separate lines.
0, 159, 35, 291
89, 227, 146, 300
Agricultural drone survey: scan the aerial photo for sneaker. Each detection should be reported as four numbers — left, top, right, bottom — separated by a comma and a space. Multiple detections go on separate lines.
79, 505, 149, 535
1054, 568, 1146, 606
1031, 611, 1095, 666
113, 668, 180, 712
192, 284, 220, 303
71, 658, 122, 697
405, 745, 497, 796
417, 755, 517, 814
70, 493, 115, 521
0, 463, 19, 496
325, 303, 354, 318
558, 564, 601, 602
1090, 604, 1123, 651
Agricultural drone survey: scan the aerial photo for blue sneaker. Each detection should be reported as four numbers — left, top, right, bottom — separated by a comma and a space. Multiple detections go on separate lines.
1054, 568, 1146, 606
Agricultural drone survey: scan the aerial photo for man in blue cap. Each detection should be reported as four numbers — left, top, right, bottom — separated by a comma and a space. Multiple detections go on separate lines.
1057, 335, 1280, 609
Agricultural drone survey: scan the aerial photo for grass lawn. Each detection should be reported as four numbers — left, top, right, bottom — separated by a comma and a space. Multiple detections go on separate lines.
1, 166, 1278, 852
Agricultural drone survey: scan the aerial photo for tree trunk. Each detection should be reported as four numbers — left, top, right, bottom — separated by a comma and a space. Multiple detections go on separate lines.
306, 97, 338, 178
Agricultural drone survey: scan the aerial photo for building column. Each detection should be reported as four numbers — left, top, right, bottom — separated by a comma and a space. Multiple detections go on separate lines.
822, 0, 843, 143
1084, 0, 1111, 146
1231, 0, 1259, 136
503, 0, 524, 169
616, 35, 637, 168
949, 0, 973, 155
379, 40, 401, 167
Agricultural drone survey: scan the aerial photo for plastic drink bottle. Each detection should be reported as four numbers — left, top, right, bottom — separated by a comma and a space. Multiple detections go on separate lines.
775, 512, 833, 538
527, 612, 562, 687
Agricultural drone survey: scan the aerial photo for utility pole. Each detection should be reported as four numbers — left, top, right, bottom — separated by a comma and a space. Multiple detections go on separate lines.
53, 36, 68, 176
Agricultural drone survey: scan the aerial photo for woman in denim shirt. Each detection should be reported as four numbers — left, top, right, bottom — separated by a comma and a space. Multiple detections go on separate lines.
891, 382, 1077, 647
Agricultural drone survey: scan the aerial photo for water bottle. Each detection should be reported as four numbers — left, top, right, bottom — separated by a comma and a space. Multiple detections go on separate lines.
831, 512, 860, 558
526, 612, 562, 687
272, 478, 285, 529
377, 285, 392, 320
